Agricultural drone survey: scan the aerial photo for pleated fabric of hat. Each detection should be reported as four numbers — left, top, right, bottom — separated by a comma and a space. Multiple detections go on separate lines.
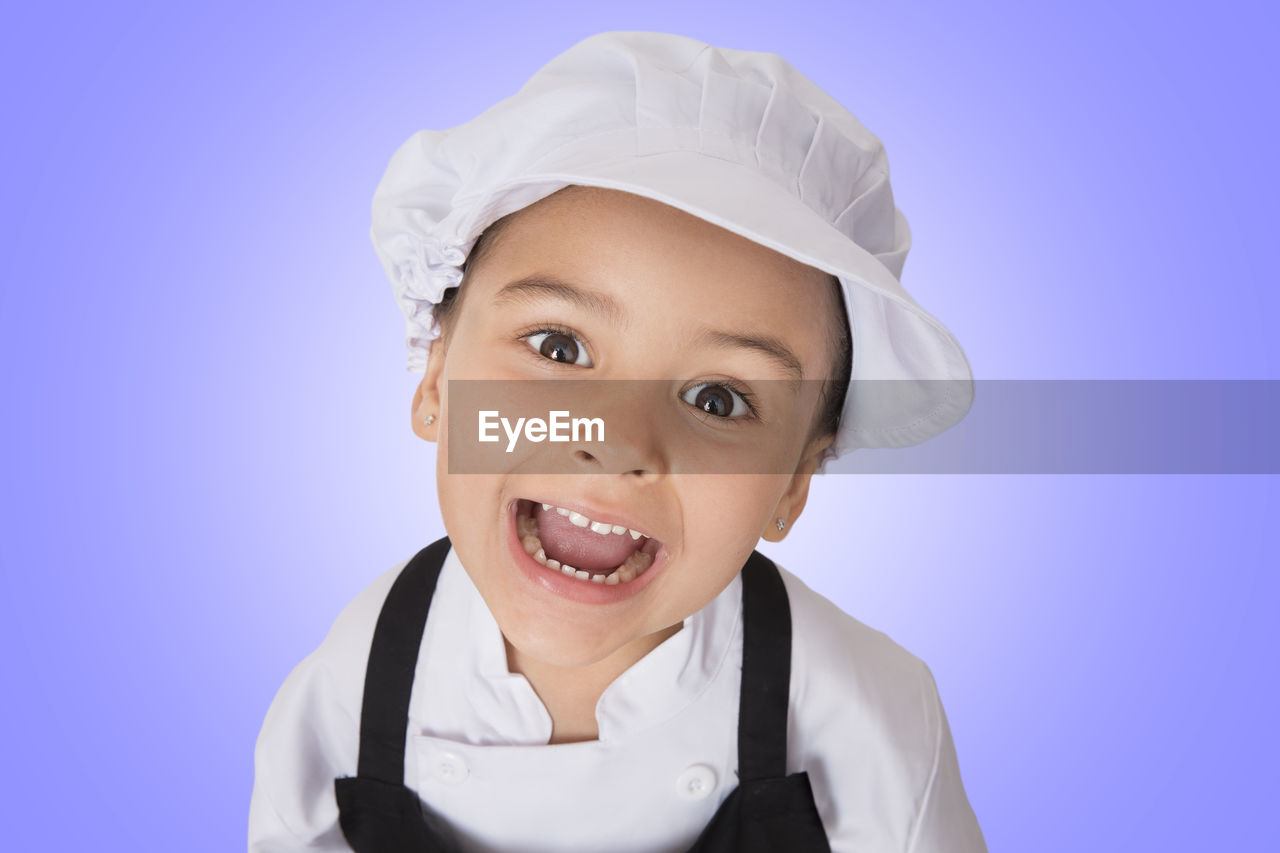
371, 30, 974, 468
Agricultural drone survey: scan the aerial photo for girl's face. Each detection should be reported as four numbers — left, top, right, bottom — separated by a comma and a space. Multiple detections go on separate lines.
413, 187, 838, 670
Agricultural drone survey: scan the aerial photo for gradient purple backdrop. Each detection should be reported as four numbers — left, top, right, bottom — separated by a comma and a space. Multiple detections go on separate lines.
2, 2, 1276, 850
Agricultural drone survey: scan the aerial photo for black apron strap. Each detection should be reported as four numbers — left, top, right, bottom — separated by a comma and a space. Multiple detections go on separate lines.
335, 536, 464, 853
685, 550, 832, 852
355, 536, 452, 784
736, 549, 792, 782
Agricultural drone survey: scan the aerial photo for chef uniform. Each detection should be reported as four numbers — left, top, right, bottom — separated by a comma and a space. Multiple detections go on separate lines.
254, 33, 988, 851
249, 537, 987, 852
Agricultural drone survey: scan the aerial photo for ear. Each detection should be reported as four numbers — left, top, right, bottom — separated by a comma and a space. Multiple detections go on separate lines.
760, 433, 834, 542
410, 336, 448, 442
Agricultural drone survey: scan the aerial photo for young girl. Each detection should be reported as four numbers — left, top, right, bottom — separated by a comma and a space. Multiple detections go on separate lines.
250, 31, 985, 853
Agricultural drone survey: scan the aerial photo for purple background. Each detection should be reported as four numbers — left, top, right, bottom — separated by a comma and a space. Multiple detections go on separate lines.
2, 1, 1276, 850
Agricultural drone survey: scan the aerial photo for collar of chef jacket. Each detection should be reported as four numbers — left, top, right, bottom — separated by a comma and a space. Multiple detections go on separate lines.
415, 544, 742, 747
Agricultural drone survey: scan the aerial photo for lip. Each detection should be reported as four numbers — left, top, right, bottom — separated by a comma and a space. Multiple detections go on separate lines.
522, 496, 659, 541
504, 498, 669, 605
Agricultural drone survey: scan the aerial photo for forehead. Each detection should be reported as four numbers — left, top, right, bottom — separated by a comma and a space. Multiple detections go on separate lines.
466, 187, 839, 369
487, 186, 825, 281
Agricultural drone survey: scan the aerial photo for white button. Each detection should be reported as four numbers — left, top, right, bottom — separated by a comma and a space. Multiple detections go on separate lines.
432, 751, 468, 786
676, 764, 717, 801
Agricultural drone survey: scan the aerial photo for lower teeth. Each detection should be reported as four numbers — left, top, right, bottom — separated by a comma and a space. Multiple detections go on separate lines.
517, 510, 654, 584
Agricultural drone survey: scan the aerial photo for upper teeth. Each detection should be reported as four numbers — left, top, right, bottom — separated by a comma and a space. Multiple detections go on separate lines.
542, 503, 646, 540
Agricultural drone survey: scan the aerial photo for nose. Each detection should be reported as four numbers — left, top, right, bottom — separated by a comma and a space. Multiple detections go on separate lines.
564, 382, 667, 479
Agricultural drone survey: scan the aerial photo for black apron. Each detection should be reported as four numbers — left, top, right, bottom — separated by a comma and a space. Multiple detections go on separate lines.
334, 536, 831, 852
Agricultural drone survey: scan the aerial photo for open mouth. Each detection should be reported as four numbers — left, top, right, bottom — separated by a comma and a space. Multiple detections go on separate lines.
515, 498, 662, 585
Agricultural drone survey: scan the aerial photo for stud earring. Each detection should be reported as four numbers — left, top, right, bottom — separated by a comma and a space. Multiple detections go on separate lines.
423, 414, 436, 426
775, 518, 786, 531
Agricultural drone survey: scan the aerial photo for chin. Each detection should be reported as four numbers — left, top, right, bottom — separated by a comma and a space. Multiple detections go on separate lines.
502, 615, 637, 670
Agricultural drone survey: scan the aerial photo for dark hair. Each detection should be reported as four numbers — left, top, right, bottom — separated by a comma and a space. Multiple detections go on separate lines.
431, 209, 853, 449
814, 277, 853, 447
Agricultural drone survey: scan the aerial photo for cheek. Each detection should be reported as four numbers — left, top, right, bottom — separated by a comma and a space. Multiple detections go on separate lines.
656, 481, 778, 621
680, 478, 782, 557
434, 466, 500, 566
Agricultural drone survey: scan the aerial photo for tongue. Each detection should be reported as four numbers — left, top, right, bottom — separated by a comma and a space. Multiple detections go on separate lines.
534, 504, 643, 573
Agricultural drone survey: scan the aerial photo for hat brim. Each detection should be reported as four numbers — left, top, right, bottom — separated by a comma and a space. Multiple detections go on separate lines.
451, 148, 974, 459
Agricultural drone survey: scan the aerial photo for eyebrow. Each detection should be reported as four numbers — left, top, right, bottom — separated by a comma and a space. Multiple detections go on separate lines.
694, 329, 805, 383
493, 275, 626, 327
493, 274, 805, 383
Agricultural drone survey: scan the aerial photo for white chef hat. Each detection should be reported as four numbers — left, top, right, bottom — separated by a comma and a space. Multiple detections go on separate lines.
370, 30, 974, 470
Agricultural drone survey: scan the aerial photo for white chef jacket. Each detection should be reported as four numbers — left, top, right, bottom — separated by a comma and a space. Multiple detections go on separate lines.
249, 545, 987, 852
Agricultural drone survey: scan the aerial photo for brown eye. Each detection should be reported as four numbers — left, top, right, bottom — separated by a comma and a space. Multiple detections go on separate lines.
681, 383, 751, 418
524, 330, 593, 367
